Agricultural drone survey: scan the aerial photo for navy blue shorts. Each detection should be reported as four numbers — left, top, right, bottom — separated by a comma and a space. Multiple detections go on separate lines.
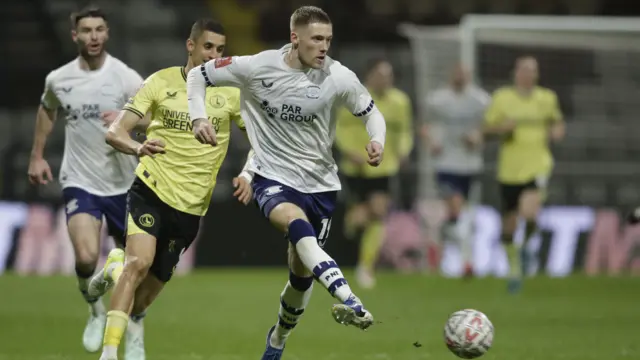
436, 172, 476, 199
252, 174, 337, 247
62, 187, 127, 242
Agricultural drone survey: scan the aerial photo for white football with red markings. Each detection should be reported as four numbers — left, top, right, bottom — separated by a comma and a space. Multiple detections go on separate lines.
444, 309, 494, 359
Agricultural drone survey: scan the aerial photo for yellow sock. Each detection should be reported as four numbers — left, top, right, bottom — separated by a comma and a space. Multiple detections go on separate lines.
358, 221, 384, 272
506, 243, 522, 278
103, 310, 129, 348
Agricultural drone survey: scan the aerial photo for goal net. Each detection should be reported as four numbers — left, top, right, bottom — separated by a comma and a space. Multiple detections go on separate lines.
400, 15, 640, 209
399, 15, 640, 277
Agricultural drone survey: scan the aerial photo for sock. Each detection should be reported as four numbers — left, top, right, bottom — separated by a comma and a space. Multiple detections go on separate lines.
103, 310, 129, 355
76, 265, 105, 315
130, 310, 146, 323
271, 271, 313, 349
457, 208, 474, 265
288, 219, 354, 303
502, 233, 522, 278
358, 221, 384, 273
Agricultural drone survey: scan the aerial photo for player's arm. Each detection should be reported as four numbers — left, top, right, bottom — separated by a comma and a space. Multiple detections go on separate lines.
483, 90, 515, 136
548, 91, 565, 142
28, 74, 60, 185
187, 56, 254, 145
106, 74, 165, 157
338, 70, 386, 166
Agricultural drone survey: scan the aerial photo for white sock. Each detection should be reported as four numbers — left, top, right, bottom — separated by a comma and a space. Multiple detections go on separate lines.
102, 345, 118, 358
78, 276, 105, 315
295, 236, 354, 303
271, 281, 313, 349
456, 208, 475, 264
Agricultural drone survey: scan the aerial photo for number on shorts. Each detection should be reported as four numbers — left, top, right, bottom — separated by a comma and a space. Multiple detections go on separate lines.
318, 218, 333, 242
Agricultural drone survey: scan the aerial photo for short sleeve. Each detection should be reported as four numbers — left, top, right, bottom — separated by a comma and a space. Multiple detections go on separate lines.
484, 90, 505, 126
123, 73, 159, 118
201, 55, 254, 88
337, 69, 375, 117
548, 91, 563, 123
123, 68, 144, 100
40, 73, 61, 110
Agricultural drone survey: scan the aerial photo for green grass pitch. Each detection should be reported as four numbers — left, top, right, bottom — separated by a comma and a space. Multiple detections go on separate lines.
1, 269, 638, 359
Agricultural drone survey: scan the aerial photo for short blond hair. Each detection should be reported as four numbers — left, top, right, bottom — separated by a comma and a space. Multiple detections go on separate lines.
289, 6, 331, 31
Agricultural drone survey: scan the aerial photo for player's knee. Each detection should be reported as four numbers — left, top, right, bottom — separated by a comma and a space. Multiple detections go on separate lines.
123, 256, 153, 282
287, 218, 315, 246
519, 191, 541, 220
368, 193, 390, 220
270, 203, 308, 233
74, 246, 99, 270
347, 204, 369, 226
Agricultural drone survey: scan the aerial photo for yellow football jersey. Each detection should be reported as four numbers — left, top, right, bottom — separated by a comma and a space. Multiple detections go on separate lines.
124, 66, 244, 216
484, 86, 563, 184
335, 87, 413, 178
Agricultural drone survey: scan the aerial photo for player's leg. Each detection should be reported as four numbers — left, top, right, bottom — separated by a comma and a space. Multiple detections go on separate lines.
262, 243, 314, 358
342, 176, 368, 239
517, 182, 543, 276
356, 178, 391, 289
123, 274, 164, 360
499, 183, 524, 292
101, 181, 161, 360
254, 175, 372, 329
62, 188, 107, 352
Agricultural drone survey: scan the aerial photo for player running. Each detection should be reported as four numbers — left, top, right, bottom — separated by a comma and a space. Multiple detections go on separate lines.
90, 19, 251, 360
423, 64, 490, 278
27, 6, 144, 355
483, 56, 565, 293
186, 6, 386, 360
336, 58, 413, 289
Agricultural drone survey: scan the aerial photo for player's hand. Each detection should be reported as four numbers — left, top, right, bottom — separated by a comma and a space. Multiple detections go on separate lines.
626, 207, 640, 225
463, 129, 483, 149
27, 157, 53, 185
232, 175, 253, 205
193, 118, 217, 146
101, 110, 120, 128
501, 119, 517, 134
365, 141, 383, 167
136, 139, 166, 158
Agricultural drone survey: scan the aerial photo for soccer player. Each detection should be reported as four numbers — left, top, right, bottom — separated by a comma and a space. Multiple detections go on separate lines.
483, 56, 565, 293
186, 6, 386, 359
336, 58, 413, 289
26, 6, 144, 354
91, 19, 250, 360
423, 64, 490, 278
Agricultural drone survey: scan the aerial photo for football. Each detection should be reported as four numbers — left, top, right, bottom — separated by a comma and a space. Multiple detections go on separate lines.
444, 309, 494, 359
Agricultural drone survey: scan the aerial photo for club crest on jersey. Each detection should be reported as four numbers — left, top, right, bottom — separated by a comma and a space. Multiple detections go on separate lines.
215, 57, 232, 68
306, 85, 321, 99
210, 94, 226, 108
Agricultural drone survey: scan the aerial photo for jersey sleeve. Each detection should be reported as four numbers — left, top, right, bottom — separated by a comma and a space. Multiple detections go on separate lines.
40, 72, 61, 110
123, 73, 160, 118
123, 68, 144, 100
201, 56, 254, 88
337, 69, 375, 117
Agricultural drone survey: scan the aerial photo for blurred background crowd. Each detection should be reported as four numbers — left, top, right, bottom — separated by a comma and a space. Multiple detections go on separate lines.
1, 0, 640, 280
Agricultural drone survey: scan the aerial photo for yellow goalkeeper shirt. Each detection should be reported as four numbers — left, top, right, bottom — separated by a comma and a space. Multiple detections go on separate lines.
336, 87, 413, 178
124, 66, 244, 216
484, 86, 563, 184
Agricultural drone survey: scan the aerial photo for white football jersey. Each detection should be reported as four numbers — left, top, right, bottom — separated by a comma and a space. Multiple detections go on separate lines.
41, 54, 142, 196
200, 44, 375, 193
426, 85, 490, 174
